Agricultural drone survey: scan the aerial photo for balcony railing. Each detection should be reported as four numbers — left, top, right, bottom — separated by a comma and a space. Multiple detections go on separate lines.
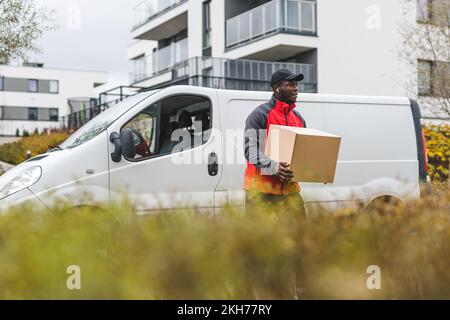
172, 56, 317, 92
130, 38, 188, 83
132, 56, 317, 93
132, 0, 187, 29
226, 0, 317, 48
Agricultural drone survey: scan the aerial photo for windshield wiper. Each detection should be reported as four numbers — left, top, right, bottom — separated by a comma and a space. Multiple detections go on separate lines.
48, 145, 63, 152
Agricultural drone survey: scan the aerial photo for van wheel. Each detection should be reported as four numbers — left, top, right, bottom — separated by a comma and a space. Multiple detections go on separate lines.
364, 196, 401, 214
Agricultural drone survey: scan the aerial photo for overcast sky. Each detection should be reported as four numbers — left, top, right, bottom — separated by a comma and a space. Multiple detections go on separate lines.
31, 0, 137, 89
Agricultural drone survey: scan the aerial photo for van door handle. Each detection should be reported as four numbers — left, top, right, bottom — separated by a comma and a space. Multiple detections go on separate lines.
208, 152, 218, 176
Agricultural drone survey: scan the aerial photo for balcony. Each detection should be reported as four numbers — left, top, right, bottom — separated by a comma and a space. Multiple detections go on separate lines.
130, 38, 188, 83
226, 0, 317, 49
132, 56, 317, 93
132, 0, 187, 30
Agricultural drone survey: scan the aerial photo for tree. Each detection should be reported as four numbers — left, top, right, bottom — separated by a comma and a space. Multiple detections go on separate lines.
399, 0, 450, 118
0, 0, 56, 64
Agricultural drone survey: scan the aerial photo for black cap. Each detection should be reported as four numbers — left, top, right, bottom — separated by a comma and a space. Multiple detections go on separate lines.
270, 69, 304, 87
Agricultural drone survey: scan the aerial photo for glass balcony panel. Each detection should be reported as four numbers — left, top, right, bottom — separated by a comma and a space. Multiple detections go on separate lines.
251, 6, 264, 37
226, 0, 316, 48
301, 1, 315, 31
133, 0, 186, 29
156, 45, 173, 72
239, 12, 251, 43
287, 0, 300, 30
264, 0, 278, 33
226, 18, 239, 46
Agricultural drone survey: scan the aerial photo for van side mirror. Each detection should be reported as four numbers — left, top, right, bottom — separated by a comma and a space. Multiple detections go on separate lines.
120, 128, 136, 159
110, 132, 122, 162
109, 129, 136, 162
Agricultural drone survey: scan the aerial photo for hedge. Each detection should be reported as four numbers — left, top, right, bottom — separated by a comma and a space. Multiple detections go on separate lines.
423, 124, 450, 182
0, 131, 68, 165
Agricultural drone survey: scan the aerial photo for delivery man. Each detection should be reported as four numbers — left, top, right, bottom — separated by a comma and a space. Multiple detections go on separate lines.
243, 69, 307, 215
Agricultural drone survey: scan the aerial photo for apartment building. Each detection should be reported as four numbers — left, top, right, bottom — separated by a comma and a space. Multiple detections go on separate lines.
415, 0, 450, 122
127, 0, 449, 121
128, 0, 319, 93
0, 63, 108, 136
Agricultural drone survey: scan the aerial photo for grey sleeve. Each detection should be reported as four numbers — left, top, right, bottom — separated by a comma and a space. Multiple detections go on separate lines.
243, 108, 279, 176
293, 109, 307, 128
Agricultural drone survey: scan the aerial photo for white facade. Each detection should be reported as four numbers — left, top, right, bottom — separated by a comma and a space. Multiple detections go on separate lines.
0, 64, 107, 136
128, 0, 448, 121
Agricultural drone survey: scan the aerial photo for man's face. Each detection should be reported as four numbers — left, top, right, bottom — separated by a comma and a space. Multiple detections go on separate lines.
276, 80, 299, 104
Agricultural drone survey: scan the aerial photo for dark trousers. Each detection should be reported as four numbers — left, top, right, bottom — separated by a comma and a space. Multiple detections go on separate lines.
245, 191, 306, 216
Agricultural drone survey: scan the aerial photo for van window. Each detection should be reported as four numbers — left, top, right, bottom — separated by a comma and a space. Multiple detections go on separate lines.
59, 91, 157, 150
121, 95, 212, 161
123, 104, 158, 159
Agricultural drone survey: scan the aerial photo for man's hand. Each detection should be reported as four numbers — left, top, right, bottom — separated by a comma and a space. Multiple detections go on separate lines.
275, 162, 294, 183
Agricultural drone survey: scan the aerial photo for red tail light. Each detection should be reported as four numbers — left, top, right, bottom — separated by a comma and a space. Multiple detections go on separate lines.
421, 127, 428, 173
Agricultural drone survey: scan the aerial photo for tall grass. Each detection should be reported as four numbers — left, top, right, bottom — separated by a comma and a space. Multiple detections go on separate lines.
0, 184, 449, 299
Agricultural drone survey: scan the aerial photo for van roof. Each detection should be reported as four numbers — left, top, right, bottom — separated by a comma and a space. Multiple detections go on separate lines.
151, 85, 411, 106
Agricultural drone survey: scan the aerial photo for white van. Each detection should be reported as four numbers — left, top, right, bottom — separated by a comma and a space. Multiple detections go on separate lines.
0, 85, 428, 214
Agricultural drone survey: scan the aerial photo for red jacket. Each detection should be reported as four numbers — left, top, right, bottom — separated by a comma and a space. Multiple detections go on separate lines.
243, 95, 306, 195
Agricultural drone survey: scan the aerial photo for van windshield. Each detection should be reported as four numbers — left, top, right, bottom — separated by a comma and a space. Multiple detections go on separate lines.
59, 91, 157, 150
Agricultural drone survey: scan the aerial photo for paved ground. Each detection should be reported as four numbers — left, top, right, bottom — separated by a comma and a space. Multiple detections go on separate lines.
0, 137, 20, 145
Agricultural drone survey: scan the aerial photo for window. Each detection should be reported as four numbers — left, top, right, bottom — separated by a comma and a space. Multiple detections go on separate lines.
49, 80, 59, 94
28, 107, 38, 120
418, 60, 450, 97
27, 79, 38, 92
418, 60, 432, 95
202, 0, 211, 51
430, 0, 450, 27
417, 0, 429, 22
432, 61, 450, 98
50, 108, 59, 121
417, 0, 450, 25
59, 91, 158, 150
0, 106, 61, 121
123, 104, 158, 159
0, 77, 4, 91
121, 95, 212, 161
2, 106, 28, 120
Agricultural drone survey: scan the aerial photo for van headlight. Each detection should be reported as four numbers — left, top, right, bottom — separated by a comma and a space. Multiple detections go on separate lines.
0, 166, 42, 200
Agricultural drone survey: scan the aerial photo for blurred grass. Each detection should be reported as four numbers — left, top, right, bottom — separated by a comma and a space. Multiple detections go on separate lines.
0, 184, 449, 299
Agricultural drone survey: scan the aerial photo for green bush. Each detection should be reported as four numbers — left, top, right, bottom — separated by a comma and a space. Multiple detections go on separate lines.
423, 124, 450, 182
0, 131, 69, 165
0, 184, 449, 299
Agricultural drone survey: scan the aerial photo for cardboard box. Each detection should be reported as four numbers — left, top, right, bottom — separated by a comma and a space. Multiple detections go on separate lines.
265, 125, 341, 183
